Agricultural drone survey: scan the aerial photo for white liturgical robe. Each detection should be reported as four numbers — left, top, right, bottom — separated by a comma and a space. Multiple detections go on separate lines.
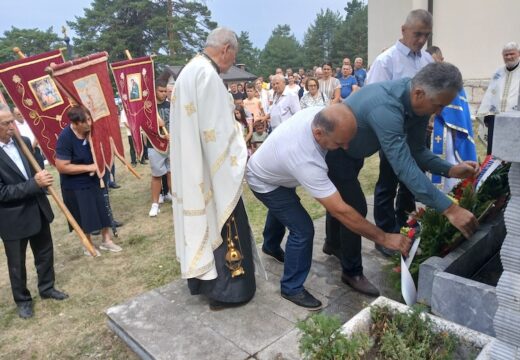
170, 54, 248, 280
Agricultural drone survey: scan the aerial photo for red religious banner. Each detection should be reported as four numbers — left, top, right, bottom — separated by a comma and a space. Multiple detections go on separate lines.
0, 50, 70, 165
48, 52, 125, 177
110, 56, 168, 159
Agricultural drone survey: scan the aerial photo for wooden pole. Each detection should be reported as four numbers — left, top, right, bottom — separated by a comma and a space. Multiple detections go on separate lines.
12, 47, 98, 256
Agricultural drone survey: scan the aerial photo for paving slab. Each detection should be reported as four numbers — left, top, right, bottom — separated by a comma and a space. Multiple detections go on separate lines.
107, 198, 400, 359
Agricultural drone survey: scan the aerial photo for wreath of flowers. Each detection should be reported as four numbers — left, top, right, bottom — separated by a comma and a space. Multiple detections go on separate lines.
387, 161, 511, 293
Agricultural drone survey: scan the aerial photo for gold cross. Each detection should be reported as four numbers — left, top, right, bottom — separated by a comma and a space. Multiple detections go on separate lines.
203, 129, 216, 143
184, 102, 196, 116
230, 155, 238, 167
434, 135, 442, 143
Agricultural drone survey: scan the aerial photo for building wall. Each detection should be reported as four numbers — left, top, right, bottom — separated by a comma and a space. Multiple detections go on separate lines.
368, 0, 520, 112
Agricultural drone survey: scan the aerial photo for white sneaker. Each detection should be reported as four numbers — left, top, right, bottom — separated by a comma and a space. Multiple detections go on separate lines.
158, 194, 165, 204
149, 203, 160, 217
99, 241, 123, 253
163, 193, 173, 202
83, 248, 101, 257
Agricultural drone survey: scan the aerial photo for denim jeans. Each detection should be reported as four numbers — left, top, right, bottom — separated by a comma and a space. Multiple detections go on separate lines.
252, 187, 314, 296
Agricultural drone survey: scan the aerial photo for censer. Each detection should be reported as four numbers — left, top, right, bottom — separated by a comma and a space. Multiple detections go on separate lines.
225, 216, 245, 277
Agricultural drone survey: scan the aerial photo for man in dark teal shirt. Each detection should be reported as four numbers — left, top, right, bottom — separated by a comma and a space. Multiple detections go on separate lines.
324, 62, 479, 296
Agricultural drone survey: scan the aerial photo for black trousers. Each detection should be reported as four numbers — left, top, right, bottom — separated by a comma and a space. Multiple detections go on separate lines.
2, 216, 55, 305
187, 198, 256, 304
484, 115, 494, 155
373, 150, 416, 233
127, 135, 137, 164
325, 149, 365, 276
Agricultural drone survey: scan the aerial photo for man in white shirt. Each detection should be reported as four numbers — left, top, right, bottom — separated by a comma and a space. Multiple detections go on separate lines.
247, 104, 410, 309
265, 74, 301, 130
355, 9, 433, 257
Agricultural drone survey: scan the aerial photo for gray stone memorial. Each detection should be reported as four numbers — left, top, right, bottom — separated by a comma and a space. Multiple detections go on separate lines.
490, 111, 520, 359
416, 214, 505, 336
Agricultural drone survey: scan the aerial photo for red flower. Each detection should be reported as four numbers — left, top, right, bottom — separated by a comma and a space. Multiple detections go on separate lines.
407, 228, 416, 239
407, 218, 417, 227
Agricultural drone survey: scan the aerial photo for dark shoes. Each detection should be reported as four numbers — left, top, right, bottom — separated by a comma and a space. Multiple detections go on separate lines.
40, 288, 69, 301
281, 289, 322, 310
113, 220, 124, 228
375, 244, 398, 257
262, 246, 285, 263
322, 241, 341, 260
109, 182, 121, 189
341, 273, 380, 297
17, 302, 33, 319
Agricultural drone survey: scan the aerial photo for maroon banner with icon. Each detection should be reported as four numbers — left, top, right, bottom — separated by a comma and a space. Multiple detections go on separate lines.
0, 50, 69, 165
49, 52, 125, 177
110, 56, 168, 159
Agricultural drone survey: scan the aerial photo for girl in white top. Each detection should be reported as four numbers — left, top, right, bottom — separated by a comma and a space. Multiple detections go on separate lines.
318, 62, 341, 104
285, 74, 301, 96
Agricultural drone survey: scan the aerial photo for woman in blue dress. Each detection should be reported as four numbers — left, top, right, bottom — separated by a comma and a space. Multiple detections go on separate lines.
56, 106, 122, 255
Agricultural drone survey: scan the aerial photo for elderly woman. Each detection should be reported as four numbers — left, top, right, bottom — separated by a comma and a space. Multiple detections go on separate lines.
55, 106, 122, 255
299, 77, 329, 109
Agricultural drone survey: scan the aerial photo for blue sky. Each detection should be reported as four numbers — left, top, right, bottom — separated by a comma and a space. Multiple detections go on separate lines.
0, 0, 350, 49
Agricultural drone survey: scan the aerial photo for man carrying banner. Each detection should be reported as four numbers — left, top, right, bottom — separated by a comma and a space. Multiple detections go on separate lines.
0, 109, 68, 319
171, 27, 260, 310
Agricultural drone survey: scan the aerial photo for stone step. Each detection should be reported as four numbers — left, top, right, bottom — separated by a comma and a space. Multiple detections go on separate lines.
106, 214, 395, 359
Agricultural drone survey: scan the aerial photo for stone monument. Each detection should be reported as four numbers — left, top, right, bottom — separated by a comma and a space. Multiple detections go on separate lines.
490, 109, 520, 359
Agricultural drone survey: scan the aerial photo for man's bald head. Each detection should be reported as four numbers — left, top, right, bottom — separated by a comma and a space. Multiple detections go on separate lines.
312, 103, 357, 151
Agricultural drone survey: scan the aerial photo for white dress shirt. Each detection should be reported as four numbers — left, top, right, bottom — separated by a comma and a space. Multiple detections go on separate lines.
366, 40, 433, 84
1, 139, 29, 179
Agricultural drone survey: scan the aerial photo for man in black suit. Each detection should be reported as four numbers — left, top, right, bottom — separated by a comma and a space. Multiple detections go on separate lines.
0, 109, 68, 319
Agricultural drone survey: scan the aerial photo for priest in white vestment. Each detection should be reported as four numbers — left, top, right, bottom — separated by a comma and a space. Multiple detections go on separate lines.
477, 41, 520, 155
170, 27, 261, 310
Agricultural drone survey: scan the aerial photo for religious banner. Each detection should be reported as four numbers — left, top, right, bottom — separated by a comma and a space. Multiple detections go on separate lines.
0, 50, 69, 165
110, 56, 168, 159
48, 52, 125, 177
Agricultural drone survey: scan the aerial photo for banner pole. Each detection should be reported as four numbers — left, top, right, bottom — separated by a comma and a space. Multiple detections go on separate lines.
12, 47, 98, 256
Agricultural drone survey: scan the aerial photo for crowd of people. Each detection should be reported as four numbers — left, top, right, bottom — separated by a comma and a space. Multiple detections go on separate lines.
1, 9, 519, 319
227, 56, 367, 155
